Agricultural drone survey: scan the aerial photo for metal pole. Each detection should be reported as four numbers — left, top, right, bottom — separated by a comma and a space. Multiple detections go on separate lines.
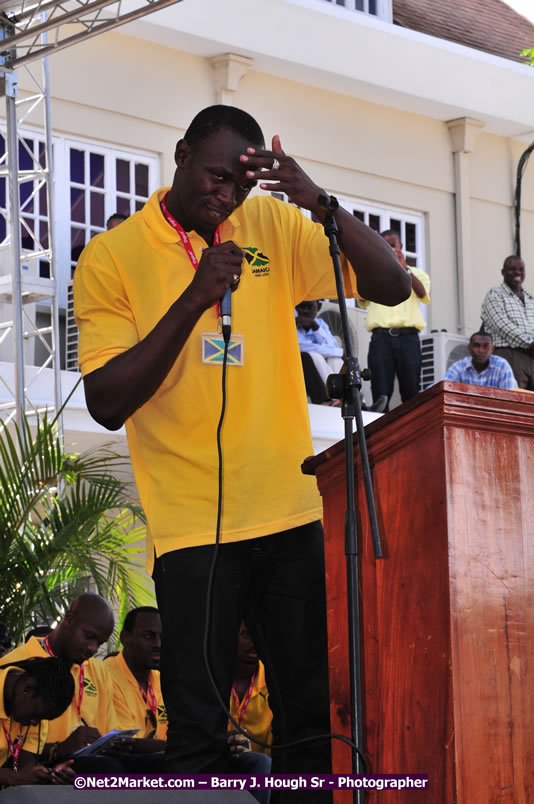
5, 69, 25, 429
42, 32, 63, 432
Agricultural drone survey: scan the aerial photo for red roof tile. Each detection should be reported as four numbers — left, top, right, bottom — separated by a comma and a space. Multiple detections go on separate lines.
393, 0, 534, 63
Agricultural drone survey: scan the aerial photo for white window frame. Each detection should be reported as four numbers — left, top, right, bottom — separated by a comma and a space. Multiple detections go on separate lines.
335, 195, 426, 269
269, 190, 425, 269
54, 136, 160, 307
296, 0, 393, 23
269, 189, 427, 321
0, 125, 160, 309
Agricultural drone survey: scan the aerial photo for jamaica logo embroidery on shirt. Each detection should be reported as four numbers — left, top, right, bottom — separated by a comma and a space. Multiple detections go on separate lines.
83, 677, 98, 697
157, 704, 168, 722
243, 247, 270, 277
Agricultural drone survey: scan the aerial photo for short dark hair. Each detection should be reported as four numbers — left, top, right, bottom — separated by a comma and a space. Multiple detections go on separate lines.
470, 331, 493, 344
184, 105, 264, 150
0, 657, 75, 719
380, 228, 401, 240
122, 606, 160, 634
106, 213, 128, 227
25, 625, 51, 643
503, 255, 523, 270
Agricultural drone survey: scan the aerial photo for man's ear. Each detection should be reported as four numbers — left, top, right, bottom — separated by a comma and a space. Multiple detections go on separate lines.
120, 629, 129, 650
175, 139, 191, 169
490, 343, 495, 354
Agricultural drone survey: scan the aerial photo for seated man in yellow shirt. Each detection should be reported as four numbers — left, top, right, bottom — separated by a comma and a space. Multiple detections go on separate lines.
0, 656, 74, 786
228, 622, 272, 803
105, 607, 167, 770
2, 593, 130, 771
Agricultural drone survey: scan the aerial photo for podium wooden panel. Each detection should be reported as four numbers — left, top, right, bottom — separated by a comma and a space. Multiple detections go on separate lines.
303, 382, 534, 803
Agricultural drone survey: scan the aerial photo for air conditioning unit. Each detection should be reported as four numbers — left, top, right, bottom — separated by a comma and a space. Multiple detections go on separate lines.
65, 281, 79, 372
420, 331, 469, 390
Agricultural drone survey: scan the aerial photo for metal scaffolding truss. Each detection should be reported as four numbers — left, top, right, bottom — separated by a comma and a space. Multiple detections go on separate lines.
0, 0, 180, 70
0, 0, 181, 429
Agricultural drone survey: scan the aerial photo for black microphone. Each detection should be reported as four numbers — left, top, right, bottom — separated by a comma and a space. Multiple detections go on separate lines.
221, 286, 231, 343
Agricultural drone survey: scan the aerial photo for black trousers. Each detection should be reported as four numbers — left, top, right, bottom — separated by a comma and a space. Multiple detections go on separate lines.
153, 521, 332, 801
368, 329, 421, 409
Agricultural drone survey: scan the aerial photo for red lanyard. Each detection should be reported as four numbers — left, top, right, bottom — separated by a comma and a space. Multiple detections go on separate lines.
160, 192, 222, 319
42, 636, 84, 719
2, 722, 23, 770
43, 635, 54, 657
231, 672, 256, 728
139, 679, 157, 717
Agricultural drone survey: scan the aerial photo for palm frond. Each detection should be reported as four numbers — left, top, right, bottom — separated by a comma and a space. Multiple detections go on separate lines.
0, 410, 154, 643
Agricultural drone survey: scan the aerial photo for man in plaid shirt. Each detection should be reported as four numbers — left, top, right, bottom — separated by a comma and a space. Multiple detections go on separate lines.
481, 256, 534, 389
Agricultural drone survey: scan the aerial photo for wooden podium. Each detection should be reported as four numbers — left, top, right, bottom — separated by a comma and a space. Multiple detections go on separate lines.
303, 382, 534, 803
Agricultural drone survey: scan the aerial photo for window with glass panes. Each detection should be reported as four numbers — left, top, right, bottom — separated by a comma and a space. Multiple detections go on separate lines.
0, 126, 159, 308
64, 139, 157, 291
321, 0, 392, 22
268, 190, 425, 268
0, 132, 51, 279
336, 196, 425, 268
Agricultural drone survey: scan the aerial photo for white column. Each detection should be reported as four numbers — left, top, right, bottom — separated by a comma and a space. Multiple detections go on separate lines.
447, 117, 485, 336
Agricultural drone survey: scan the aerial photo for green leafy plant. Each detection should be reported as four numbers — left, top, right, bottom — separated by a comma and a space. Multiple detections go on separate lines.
0, 409, 154, 645
521, 47, 534, 65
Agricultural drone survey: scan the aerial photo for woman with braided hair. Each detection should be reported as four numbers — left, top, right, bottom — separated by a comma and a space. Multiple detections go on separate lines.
0, 656, 75, 786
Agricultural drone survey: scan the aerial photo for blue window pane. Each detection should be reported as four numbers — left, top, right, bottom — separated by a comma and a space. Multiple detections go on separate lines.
0, 212, 6, 243
90, 191, 105, 228
40, 219, 49, 250
405, 222, 417, 254
39, 142, 46, 169
116, 196, 130, 216
116, 159, 130, 193
39, 260, 50, 278
20, 181, 33, 213
389, 218, 402, 237
135, 163, 149, 197
90, 153, 104, 188
369, 214, 380, 232
21, 217, 34, 250
71, 187, 85, 223
369, 0, 376, 13
19, 139, 34, 171
0, 135, 5, 157
40, 185, 47, 216
70, 149, 85, 184
0, 177, 6, 209
71, 227, 86, 265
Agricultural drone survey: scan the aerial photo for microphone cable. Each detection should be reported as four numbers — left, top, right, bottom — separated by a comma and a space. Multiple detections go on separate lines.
201, 327, 369, 771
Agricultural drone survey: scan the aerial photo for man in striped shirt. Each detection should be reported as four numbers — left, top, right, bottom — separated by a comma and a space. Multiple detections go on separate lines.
481, 256, 534, 389
443, 332, 518, 389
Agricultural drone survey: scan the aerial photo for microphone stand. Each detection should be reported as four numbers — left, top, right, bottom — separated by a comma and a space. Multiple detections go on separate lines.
318, 193, 383, 804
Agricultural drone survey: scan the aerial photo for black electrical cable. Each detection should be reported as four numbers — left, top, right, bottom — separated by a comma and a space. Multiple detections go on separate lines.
514, 141, 534, 258
201, 334, 368, 770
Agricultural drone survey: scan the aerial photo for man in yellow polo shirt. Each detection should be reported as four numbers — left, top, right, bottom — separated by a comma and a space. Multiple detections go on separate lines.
359, 229, 430, 411
74, 104, 410, 793
2, 593, 130, 771
0, 657, 74, 786
105, 606, 166, 769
